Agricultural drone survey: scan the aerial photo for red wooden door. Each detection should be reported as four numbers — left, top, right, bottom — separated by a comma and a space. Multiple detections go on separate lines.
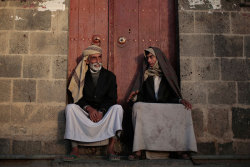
68, 0, 177, 103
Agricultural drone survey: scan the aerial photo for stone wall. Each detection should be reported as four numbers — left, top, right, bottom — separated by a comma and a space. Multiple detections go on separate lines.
0, 0, 250, 156
179, 0, 250, 155
0, 0, 69, 155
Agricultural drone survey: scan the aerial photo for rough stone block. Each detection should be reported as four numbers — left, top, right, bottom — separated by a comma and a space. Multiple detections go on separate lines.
208, 108, 229, 138
65, 0, 70, 8
218, 142, 235, 155
12, 140, 41, 155
0, 9, 14, 30
234, 142, 250, 155
52, 9, 69, 31
214, 35, 243, 57
241, 5, 250, 12
9, 0, 40, 7
0, 124, 11, 138
30, 32, 68, 54
0, 55, 22, 77
191, 108, 204, 138
10, 125, 33, 136
42, 140, 66, 155
0, 139, 10, 154
193, 58, 220, 80
58, 32, 68, 55
195, 12, 229, 33
178, 11, 194, 33
0, 80, 11, 102
232, 13, 250, 34
0, 32, 8, 54
221, 0, 240, 11
221, 58, 248, 81
247, 59, 250, 80
40, 105, 65, 122
245, 36, 250, 58
11, 105, 43, 124
13, 140, 26, 155
32, 122, 60, 141
52, 56, 67, 79
197, 142, 216, 155
180, 35, 213, 57
26, 141, 42, 155
37, 80, 66, 103
0, 105, 10, 123
15, 9, 51, 30
208, 82, 236, 104
238, 82, 250, 105
180, 58, 193, 80
13, 79, 36, 102
9, 32, 29, 54
181, 82, 207, 104
0, 1, 7, 7
23, 56, 51, 78
232, 107, 250, 139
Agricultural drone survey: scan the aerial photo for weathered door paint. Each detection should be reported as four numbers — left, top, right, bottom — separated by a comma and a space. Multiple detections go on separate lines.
68, 0, 109, 77
68, 0, 177, 103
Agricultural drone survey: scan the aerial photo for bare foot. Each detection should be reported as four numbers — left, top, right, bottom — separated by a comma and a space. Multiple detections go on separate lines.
128, 151, 142, 160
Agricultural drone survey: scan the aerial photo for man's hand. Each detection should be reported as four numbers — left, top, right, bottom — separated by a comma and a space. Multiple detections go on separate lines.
96, 111, 103, 122
86, 106, 98, 122
127, 90, 139, 102
180, 99, 192, 110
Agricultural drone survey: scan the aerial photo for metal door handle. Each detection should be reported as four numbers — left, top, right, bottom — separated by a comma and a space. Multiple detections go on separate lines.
92, 35, 101, 46
118, 36, 126, 44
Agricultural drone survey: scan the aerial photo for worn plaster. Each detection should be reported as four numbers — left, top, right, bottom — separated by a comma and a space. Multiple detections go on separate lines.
38, 0, 65, 12
188, 0, 222, 9
15, 16, 24, 21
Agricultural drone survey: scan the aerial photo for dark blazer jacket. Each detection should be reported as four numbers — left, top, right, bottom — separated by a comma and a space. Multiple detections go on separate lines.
137, 76, 179, 103
76, 68, 117, 115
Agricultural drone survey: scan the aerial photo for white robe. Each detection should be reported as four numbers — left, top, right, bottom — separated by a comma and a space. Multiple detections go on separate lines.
64, 104, 123, 142
132, 102, 197, 152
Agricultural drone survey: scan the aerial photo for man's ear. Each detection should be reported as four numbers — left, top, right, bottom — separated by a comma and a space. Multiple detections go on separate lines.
85, 57, 89, 65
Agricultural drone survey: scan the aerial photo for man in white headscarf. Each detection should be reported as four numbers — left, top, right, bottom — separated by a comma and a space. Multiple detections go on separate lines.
64, 45, 123, 161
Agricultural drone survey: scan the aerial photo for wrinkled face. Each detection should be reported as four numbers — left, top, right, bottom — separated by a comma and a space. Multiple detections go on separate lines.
86, 53, 102, 71
146, 53, 157, 67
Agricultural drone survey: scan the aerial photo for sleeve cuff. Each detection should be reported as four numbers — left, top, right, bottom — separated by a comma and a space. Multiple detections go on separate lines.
100, 108, 107, 115
83, 105, 89, 111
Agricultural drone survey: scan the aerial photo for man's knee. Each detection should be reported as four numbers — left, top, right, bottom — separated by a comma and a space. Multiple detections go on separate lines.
65, 104, 78, 116
110, 104, 123, 116
132, 102, 143, 115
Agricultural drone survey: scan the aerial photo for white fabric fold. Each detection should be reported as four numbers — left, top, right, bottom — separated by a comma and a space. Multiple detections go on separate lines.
132, 102, 197, 152
64, 104, 123, 142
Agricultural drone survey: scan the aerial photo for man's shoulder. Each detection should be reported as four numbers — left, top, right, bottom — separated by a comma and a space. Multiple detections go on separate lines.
101, 68, 116, 78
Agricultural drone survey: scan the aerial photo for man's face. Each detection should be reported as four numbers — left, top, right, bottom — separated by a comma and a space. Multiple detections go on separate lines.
146, 53, 157, 67
86, 53, 103, 71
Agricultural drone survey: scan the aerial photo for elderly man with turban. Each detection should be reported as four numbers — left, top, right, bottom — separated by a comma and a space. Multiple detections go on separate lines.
64, 45, 123, 161
128, 47, 197, 160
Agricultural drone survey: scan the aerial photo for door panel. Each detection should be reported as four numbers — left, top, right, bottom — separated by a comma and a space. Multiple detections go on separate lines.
111, 0, 177, 103
112, 0, 139, 103
68, 0, 108, 77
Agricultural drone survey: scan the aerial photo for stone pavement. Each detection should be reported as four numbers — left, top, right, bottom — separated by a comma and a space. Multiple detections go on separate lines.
1, 157, 250, 167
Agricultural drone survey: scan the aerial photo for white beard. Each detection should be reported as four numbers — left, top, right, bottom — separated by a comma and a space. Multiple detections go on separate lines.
89, 63, 102, 73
